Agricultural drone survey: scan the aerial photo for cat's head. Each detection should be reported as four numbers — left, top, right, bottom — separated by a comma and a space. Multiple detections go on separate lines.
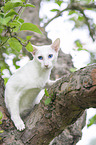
31, 38, 60, 69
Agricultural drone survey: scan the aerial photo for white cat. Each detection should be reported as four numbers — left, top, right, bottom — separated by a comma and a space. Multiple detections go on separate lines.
4, 38, 60, 131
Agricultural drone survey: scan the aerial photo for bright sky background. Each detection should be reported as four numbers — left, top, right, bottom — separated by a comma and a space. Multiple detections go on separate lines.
40, 1, 96, 145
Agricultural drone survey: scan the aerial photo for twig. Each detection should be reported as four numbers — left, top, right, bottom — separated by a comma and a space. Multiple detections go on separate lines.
44, 7, 69, 28
12, 0, 30, 21
77, 7, 95, 41
0, 37, 9, 47
12, 6, 23, 21
44, 2, 96, 41
69, 3, 95, 41
11, 35, 30, 47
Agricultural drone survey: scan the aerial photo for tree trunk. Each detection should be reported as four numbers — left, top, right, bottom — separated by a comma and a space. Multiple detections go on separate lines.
0, 64, 96, 144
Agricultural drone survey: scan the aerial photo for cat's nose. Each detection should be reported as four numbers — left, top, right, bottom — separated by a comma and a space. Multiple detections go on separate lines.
45, 65, 48, 68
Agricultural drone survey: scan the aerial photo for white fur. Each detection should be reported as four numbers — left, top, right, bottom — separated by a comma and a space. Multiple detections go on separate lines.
4, 38, 60, 131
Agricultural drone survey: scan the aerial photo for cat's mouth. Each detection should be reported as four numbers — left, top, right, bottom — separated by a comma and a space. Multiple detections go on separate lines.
44, 65, 51, 69
45, 65, 49, 69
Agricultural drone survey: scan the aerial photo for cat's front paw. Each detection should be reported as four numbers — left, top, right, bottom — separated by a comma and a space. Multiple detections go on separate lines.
15, 120, 25, 131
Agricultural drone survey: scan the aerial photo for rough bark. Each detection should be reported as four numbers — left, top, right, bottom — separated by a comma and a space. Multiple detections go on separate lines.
0, 64, 96, 144
50, 111, 86, 145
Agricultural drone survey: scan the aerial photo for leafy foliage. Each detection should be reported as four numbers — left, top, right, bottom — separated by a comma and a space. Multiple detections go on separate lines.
20, 23, 42, 34
70, 67, 77, 73
0, 0, 42, 77
87, 115, 96, 127
44, 88, 52, 105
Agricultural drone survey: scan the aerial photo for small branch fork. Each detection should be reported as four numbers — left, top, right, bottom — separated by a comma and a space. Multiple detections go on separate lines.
44, 2, 96, 41
0, 26, 29, 47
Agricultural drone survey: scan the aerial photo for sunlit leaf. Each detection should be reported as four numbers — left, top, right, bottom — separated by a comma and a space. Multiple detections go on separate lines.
20, 23, 42, 34
55, 0, 63, 6
26, 42, 33, 52
3, 1, 23, 12
87, 115, 96, 127
0, 121, 2, 125
0, 112, 3, 120
8, 38, 22, 52
26, 36, 32, 40
8, 20, 20, 32
4, 78, 9, 85
18, 18, 24, 24
5, 9, 18, 17
70, 68, 77, 72
25, 3, 35, 8
50, 9, 59, 12
0, 16, 11, 25
0, 130, 4, 133
45, 88, 49, 97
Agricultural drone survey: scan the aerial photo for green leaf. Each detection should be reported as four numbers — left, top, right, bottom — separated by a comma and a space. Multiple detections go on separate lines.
11, 0, 22, 1
0, 12, 4, 17
3, 1, 23, 12
20, 23, 42, 34
45, 88, 49, 97
25, 3, 35, 8
75, 40, 82, 49
45, 98, 51, 105
77, 48, 84, 51
5, 9, 18, 17
0, 121, 2, 125
55, 0, 63, 6
70, 68, 77, 72
87, 115, 96, 127
26, 42, 33, 52
13, 56, 20, 69
0, 36, 8, 44
78, 16, 84, 21
18, 18, 24, 24
0, 130, 4, 133
68, 10, 78, 15
50, 9, 59, 12
0, 112, 3, 120
8, 38, 22, 52
26, 36, 32, 40
0, 16, 11, 25
8, 20, 20, 32
0, 24, 4, 33
4, 78, 9, 85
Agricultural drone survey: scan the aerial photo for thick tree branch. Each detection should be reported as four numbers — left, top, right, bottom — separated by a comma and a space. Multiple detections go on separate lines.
0, 64, 96, 144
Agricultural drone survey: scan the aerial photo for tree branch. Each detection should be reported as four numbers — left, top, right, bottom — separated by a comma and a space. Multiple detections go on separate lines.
70, 3, 95, 41
44, 2, 96, 41
44, 7, 69, 28
1, 64, 96, 144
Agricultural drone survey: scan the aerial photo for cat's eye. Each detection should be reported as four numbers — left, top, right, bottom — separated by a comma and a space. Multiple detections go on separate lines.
38, 56, 43, 60
48, 54, 53, 59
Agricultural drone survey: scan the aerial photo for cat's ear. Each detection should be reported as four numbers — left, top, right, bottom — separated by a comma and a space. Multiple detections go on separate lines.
51, 38, 60, 52
31, 46, 38, 56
